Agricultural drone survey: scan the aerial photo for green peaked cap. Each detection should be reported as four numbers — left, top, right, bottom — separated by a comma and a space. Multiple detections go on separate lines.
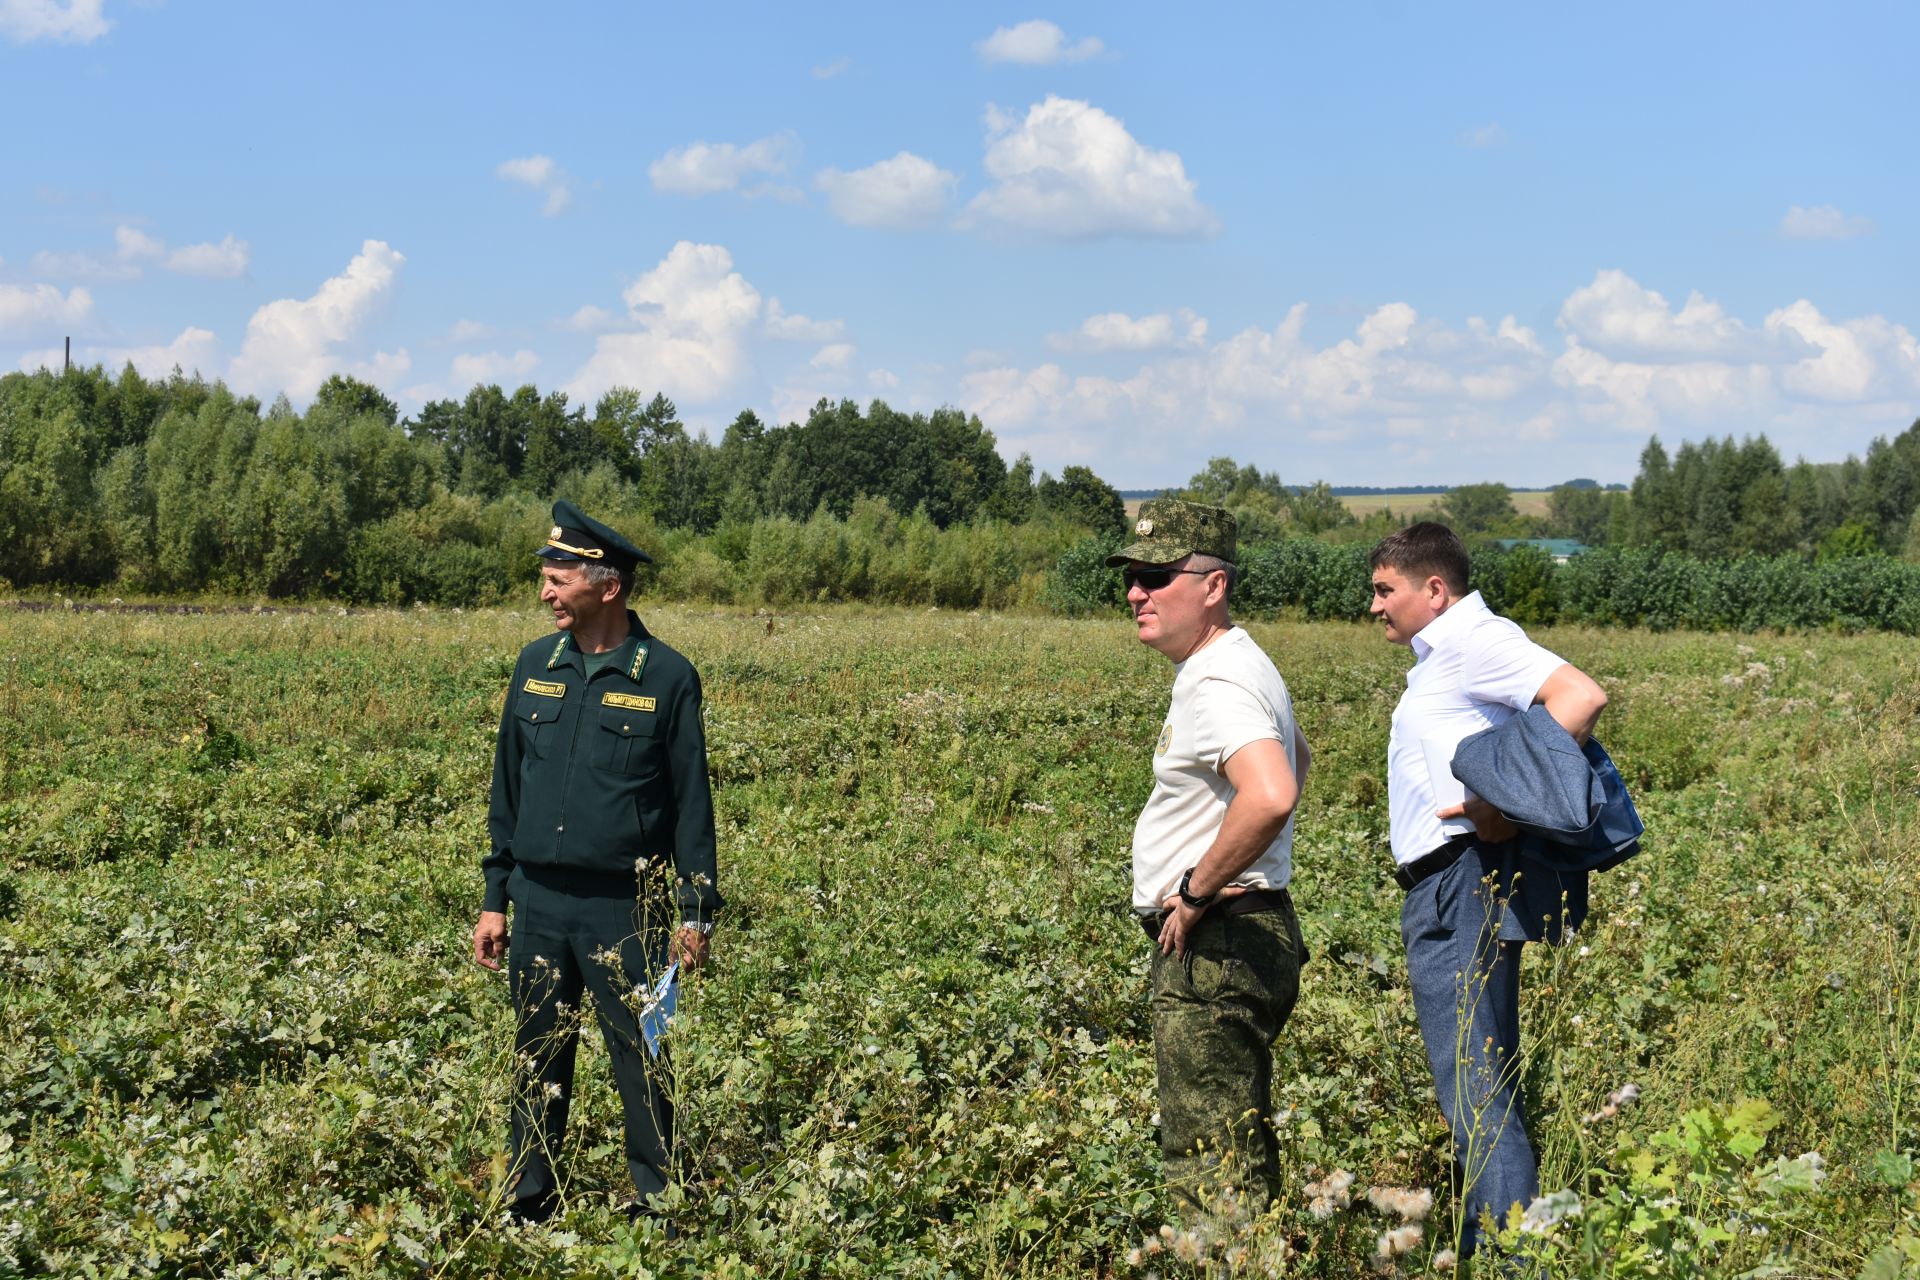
536, 499, 651, 571
1105, 498, 1237, 567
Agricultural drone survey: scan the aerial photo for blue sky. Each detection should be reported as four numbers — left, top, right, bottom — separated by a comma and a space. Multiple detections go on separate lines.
3, 1, 1913, 487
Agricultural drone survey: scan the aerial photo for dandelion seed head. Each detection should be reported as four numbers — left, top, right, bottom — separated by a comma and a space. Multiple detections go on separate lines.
1366, 1186, 1434, 1222
1375, 1224, 1423, 1257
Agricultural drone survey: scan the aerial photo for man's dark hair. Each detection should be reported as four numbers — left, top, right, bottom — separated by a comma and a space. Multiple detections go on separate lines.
1369, 521, 1469, 595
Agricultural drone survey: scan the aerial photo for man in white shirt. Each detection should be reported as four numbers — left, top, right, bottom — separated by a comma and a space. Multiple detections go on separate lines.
1109, 498, 1312, 1220
1369, 522, 1607, 1259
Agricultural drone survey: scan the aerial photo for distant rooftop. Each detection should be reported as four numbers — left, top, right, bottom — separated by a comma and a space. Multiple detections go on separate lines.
1496, 538, 1591, 560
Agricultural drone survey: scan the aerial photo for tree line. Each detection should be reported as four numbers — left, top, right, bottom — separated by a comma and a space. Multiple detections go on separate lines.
2, 363, 1915, 626
0, 365, 1126, 602
1175, 427, 1920, 562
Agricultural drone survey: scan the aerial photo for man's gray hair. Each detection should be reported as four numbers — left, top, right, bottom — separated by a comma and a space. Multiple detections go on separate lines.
1189, 553, 1238, 601
579, 560, 631, 597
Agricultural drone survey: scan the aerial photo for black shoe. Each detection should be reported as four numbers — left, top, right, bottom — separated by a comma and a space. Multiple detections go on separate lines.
505, 1193, 556, 1226
621, 1202, 677, 1239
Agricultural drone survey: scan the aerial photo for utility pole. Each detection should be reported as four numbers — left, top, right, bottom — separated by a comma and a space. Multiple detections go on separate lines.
64, 337, 71, 374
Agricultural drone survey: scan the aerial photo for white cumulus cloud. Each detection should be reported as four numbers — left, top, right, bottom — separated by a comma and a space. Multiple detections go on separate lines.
563, 241, 764, 406
814, 152, 956, 229
977, 19, 1103, 65
19, 327, 221, 379
33, 225, 249, 280
812, 56, 851, 80
0, 0, 109, 43
28, 249, 138, 280
1780, 204, 1874, 241
163, 234, 250, 278
558, 304, 618, 333
451, 349, 540, 387
496, 154, 572, 216
764, 297, 844, 341
963, 97, 1217, 239
0, 282, 93, 337
228, 239, 407, 400
115, 225, 165, 261
649, 134, 799, 198
959, 271, 1919, 479
1050, 308, 1207, 351
1556, 269, 1778, 360
809, 342, 855, 369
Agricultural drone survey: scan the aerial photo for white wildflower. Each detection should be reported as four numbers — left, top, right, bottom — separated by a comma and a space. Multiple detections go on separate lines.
1520, 1189, 1583, 1233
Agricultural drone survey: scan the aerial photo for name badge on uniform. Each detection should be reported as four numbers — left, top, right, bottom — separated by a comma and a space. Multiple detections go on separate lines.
602, 692, 656, 712
522, 678, 566, 697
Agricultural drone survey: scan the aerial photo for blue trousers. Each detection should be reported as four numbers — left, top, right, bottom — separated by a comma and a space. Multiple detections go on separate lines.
1401, 849, 1538, 1258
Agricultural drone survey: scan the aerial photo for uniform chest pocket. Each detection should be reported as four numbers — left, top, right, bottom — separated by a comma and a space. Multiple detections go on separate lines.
593, 705, 663, 775
514, 694, 569, 757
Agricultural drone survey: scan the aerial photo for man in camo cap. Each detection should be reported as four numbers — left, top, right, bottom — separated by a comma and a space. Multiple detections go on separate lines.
1109, 498, 1311, 1220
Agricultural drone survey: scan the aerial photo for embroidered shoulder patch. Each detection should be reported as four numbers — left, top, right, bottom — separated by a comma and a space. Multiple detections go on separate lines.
1155, 722, 1172, 755
522, 678, 567, 697
603, 692, 656, 712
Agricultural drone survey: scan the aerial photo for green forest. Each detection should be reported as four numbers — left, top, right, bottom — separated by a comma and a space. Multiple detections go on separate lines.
1, 364, 1917, 629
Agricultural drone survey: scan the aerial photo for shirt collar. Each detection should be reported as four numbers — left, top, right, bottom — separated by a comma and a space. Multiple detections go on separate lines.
1409, 590, 1489, 662
545, 610, 648, 676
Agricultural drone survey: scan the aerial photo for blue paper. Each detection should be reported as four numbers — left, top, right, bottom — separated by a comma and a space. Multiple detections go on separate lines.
640, 962, 679, 1059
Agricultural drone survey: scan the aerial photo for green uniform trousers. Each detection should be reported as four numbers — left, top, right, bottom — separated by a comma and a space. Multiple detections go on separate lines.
506, 865, 673, 1208
1149, 900, 1304, 1218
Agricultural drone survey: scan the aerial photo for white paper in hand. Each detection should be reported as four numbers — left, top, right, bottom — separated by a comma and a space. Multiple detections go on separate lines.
640, 962, 679, 1060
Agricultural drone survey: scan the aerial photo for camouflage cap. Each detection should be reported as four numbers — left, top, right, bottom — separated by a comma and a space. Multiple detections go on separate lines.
535, 499, 652, 571
1105, 498, 1237, 567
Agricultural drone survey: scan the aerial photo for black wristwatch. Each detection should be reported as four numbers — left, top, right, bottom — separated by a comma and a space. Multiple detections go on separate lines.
1177, 868, 1216, 910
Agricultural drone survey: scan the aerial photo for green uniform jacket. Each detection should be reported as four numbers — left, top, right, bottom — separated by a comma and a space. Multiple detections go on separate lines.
483, 611, 722, 925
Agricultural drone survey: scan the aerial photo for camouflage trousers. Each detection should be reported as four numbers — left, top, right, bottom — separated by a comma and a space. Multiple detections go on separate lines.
1149, 900, 1305, 1218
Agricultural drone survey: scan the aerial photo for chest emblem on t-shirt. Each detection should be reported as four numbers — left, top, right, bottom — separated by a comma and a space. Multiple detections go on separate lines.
1156, 722, 1172, 755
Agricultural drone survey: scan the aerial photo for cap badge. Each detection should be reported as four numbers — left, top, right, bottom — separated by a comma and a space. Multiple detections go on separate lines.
549, 526, 563, 539
1136, 518, 1155, 536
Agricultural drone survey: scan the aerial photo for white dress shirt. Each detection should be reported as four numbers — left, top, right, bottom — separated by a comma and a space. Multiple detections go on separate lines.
1386, 592, 1564, 866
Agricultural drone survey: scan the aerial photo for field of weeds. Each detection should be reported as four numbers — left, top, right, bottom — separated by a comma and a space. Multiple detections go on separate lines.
1, 604, 1915, 1277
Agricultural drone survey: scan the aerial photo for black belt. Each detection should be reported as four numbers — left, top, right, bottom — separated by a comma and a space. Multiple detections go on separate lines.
1394, 834, 1476, 892
1139, 887, 1293, 942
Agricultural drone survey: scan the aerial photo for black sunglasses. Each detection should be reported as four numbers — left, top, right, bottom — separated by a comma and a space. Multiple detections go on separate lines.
1122, 567, 1214, 592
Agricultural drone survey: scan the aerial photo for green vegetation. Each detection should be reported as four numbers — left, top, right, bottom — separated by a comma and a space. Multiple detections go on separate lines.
1048, 538, 1920, 634
1, 605, 1913, 1276
0, 365, 1124, 605
7, 367, 1917, 625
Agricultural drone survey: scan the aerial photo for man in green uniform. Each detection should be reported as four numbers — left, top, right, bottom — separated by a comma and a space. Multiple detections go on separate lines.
471, 500, 722, 1224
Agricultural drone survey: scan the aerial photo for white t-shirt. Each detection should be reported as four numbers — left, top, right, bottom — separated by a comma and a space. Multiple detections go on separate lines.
1386, 591, 1565, 866
1132, 626, 1298, 910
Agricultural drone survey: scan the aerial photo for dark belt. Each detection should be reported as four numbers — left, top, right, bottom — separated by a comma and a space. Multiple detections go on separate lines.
1394, 834, 1476, 892
1139, 886, 1292, 942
